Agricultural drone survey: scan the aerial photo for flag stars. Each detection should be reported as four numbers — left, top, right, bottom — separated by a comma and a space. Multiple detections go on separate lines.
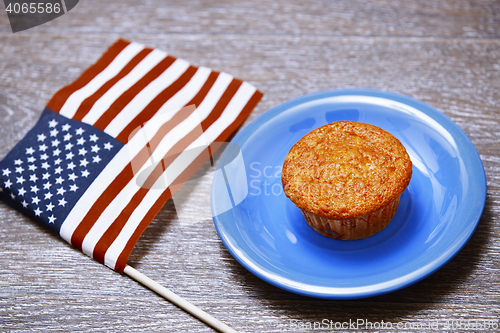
63, 133, 72, 141
75, 128, 84, 135
28, 164, 37, 172
44, 192, 53, 200
15, 166, 25, 174
62, 123, 71, 131
67, 162, 76, 171
37, 133, 47, 142
4, 179, 12, 189
43, 182, 52, 190
91, 145, 100, 153
68, 173, 78, 181
78, 147, 87, 156
80, 159, 89, 168
40, 153, 49, 161
104, 142, 113, 150
42, 172, 51, 180
21, 200, 28, 208
54, 158, 62, 166
48, 119, 58, 128
55, 176, 64, 185
27, 156, 36, 164
39, 144, 48, 152
69, 184, 78, 192
56, 187, 66, 196
65, 143, 74, 151
52, 139, 60, 147
48, 215, 57, 224
32, 196, 41, 205
58, 198, 67, 207
77, 137, 86, 145
92, 155, 102, 164
46, 202, 55, 212
41, 162, 50, 170
81, 170, 90, 178
54, 166, 63, 175
89, 134, 99, 142
14, 159, 23, 165
26, 147, 35, 155
18, 188, 27, 196
2, 168, 11, 177
66, 152, 75, 160
30, 185, 39, 194
53, 148, 62, 157
34, 207, 43, 216
16, 176, 25, 184
10, 192, 15, 200
29, 174, 39, 182
50, 128, 59, 137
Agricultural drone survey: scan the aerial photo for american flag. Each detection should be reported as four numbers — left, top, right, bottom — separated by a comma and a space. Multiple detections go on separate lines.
0, 39, 263, 273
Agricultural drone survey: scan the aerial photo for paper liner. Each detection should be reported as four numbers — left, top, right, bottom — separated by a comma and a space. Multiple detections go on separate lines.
300, 195, 401, 240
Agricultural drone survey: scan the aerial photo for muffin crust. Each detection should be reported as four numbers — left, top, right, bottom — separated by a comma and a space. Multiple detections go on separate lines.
282, 121, 412, 219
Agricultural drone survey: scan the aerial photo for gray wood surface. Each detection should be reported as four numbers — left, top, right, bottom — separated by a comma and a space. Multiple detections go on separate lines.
1, 1, 499, 332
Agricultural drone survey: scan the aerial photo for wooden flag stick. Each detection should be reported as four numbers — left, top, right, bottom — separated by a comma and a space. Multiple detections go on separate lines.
123, 265, 238, 333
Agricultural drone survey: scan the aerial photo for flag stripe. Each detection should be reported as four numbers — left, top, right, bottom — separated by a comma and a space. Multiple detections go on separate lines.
71, 47, 155, 122
92, 56, 177, 132
46, 39, 131, 113
59, 42, 146, 119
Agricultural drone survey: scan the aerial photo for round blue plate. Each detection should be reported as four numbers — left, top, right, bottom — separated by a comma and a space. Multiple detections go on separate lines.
211, 89, 486, 299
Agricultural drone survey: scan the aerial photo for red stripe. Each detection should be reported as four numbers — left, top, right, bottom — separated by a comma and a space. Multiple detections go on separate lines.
71, 48, 154, 122
92, 55, 177, 132
115, 70, 219, 143
46, 39, 131, 113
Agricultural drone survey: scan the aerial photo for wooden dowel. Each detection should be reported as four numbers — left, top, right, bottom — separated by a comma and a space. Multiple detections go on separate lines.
123, 265, 238, 333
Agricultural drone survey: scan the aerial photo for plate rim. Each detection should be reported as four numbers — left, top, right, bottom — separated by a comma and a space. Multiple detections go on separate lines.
211, 88, 487, 299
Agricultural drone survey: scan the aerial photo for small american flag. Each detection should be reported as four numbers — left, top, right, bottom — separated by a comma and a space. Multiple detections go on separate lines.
0, 39, 263, 273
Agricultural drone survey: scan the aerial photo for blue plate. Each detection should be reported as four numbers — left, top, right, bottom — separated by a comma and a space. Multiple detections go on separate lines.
211, 89, 486, 299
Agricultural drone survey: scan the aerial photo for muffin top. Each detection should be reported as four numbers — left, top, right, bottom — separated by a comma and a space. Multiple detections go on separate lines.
281, 121, 412, 219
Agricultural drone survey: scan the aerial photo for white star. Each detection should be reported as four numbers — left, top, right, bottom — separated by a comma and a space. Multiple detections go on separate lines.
44, 192, 53, 200
28, 164, 37, 172
53, 148, 61, 156
58, 198, 67, 207
10, 192, 15, 200
78, 147, 87, 156
2, 168, 11, 177
55, 176, 64, 185
56, 187, 66, 196
46, 202, 55, 211
91, 144, 100, 153
51, 139, 60, 147
42, 172, 51, 180
43, 182, 52, 190
26, 147, 35, 155
80, 159, 89, 167
48, 215, 57, 224
41, 162, 50, 170
18, 188, 26, 196
50, 128, 59, 137
68, 173, 78, 181
89, 134, 99, 142
39, 144, 48, 152
27, 156, 36, 163
15, 166, 24, 174
29, 174, 39, 182
16, 176, 25, 184
62, 124, 71, 131
77, 137, 86, 145
65, 142, 74, 151
40, 153, 49, 161
34, 207, 42, 216
32, 196, 41, 205
63, 133, 72, 141
81, 170, 90, 178
37, 133, 47, 142
4, 179, 12, 188
66, 152, 75, 160
67, 162, 76, 170
30, 185, 39, 194
103, 142, 113, 150
21, 200, 28, 208
92, 155, 101, 163
54, 158, 62, 165
75, 128, 84, 135
69, 184, 78, 192
54, 166, 63, 175
48, 119, 58, 128
14, 159, 23, 165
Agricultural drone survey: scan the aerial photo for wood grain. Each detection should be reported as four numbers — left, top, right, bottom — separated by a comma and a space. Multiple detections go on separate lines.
1, 1, 499, 332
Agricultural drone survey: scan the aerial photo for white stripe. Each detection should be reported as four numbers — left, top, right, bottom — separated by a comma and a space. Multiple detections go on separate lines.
103, 82, 256, 270
59, 42, 145, 119
81, 49, 168, 126
103, 58, 192, 138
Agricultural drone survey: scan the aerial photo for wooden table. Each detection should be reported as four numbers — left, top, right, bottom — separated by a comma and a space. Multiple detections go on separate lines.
1, 1, 499, 332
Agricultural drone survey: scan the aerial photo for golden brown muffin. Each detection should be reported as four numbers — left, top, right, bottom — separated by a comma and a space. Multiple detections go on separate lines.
282, 121, 412, 240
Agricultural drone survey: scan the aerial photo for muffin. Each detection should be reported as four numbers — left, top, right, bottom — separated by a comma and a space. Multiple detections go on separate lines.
281, 121, 412, 240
